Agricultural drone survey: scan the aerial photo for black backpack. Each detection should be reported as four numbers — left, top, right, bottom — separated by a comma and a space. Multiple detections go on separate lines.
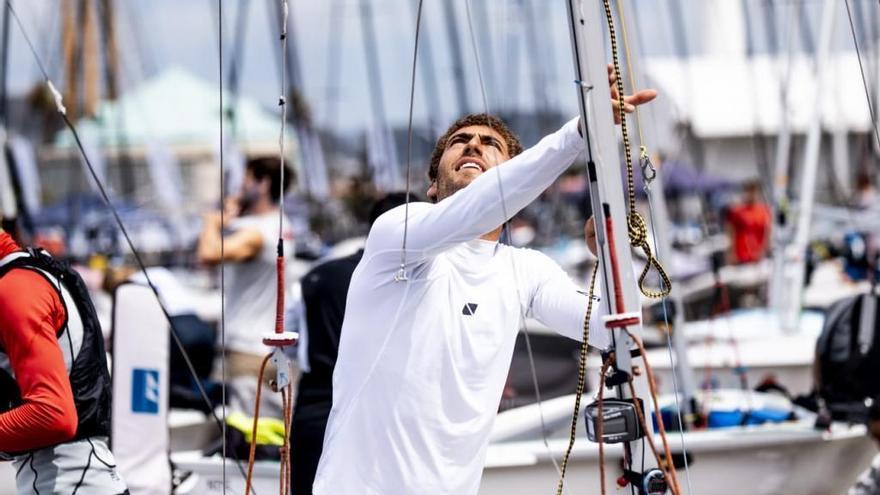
816, 291, 880, 421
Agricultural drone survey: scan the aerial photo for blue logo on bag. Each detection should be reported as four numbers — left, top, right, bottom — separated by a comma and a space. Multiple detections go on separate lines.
131, 368, 160, 414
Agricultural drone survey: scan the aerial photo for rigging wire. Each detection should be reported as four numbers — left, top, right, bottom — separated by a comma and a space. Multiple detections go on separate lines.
244, 0, 296, 490
463, 0, 569, 482
278, 0, 288, 240
556, 1, 681, 492
217, 0, 229, 489
3, 0, 259, 489
399, 0, 425, 283
612, 0, 694, 490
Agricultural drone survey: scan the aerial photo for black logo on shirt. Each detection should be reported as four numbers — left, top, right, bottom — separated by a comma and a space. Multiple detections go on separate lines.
462, 303, 479, 316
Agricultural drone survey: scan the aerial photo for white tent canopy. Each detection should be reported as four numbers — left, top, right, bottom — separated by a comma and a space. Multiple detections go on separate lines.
53, 67, 296, 154
645, 54, 876, 139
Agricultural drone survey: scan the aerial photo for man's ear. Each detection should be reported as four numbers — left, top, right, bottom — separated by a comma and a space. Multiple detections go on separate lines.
427, 181, 438, 202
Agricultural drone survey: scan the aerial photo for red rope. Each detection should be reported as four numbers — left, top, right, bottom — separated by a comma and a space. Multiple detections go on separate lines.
625, 329, 682, 494
243, 354, 296, 495
275, 251, 285, 334
244, 354, 274, 493
598, 209, 681, 493
603, 215, 626, 313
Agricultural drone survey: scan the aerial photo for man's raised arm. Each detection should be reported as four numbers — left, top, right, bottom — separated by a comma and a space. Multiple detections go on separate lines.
367, 118, 584, 258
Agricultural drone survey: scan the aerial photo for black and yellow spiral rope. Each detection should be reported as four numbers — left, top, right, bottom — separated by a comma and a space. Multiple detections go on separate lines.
554, 263, 599, 495
602, 0, 672, 300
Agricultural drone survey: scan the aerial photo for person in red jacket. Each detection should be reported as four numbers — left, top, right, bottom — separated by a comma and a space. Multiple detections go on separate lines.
726, 180, 772, 264
0, 229, 128, 494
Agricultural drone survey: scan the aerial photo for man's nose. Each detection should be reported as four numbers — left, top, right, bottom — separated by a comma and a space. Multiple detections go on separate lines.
463, 136, 483, 155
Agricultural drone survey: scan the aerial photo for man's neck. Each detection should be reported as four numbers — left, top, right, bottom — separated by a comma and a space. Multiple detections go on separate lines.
246, 200, 276, 216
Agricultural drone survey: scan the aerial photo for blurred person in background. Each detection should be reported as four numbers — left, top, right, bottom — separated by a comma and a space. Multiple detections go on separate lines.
841, 173, 880, 284
197, 157, 296, 418
725, 179, 771, 264
287, 191, 417, 495
855, 172, 880, 212
0, 228, 128, 493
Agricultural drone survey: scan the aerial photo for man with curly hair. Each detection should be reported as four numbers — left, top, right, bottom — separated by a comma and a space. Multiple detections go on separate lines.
313, 72, 655, 495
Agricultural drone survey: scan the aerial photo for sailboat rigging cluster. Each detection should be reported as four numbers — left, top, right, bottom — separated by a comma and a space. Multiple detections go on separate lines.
3, 1, 880, 495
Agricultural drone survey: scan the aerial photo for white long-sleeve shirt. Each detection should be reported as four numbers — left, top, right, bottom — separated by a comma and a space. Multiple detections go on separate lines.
313, 118, 608, 495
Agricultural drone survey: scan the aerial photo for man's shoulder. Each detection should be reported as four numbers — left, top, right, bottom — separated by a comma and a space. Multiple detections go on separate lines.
0, 264, 56, 291
365, 202, 432, 244
233, 211, 280, 231
506, 245, 558, 265
0, 267, 62, 319
371, 202, 431, 228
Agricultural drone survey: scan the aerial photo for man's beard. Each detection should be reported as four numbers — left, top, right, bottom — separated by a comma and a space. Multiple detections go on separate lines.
237, 187, 261, 215
434, 177, 471, 202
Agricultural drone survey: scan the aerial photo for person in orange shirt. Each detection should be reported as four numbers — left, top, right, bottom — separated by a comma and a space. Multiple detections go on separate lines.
0, 229, 128, 493
726, 180, 771, 264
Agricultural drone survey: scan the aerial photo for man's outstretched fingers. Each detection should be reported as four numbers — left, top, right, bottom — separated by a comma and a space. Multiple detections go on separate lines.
624, 89, 658, 107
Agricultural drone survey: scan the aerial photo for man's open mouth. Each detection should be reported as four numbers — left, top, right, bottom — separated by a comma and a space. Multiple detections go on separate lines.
455, 158, 485, 172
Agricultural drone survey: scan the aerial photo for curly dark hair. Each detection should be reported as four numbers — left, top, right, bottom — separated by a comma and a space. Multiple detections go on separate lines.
428, 113, 523, 182
246, 156, 294, 203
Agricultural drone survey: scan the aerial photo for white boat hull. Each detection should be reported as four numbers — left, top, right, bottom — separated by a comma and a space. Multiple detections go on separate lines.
171, 421, 874, 495
594, 309, 824, 397
482, 422, 874, 495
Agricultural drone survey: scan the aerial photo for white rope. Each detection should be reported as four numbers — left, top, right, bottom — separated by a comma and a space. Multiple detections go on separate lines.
278, 0, 289, 237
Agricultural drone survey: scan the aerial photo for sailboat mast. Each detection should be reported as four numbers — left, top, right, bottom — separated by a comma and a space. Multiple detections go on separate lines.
0, 1, 13, 227
359, 0, 400, 190
406, 0, 443, 132
359, 0, 389, 134
520, 0, 553, 132
565, 0, 656, 475
0, 1, 9, 129
440, 1, 470, 115
469, 0, 497, 108
768, 0, 800, 315
784, 0, 837, 331
0, 0, 14, 229
619, 0, 698, 420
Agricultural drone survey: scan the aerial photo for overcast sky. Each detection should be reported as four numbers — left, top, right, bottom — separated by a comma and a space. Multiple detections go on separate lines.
5, 0, 873, 133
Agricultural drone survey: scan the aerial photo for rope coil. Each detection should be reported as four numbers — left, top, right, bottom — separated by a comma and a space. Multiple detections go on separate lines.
602, 0, 671, 299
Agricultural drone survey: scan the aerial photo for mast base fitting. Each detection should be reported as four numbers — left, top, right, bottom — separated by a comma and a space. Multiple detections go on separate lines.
600, 348, 642, 361
602, 311, 641, 329
620, 468, 668, 495
604, 369, 631, 387
263, 331, 299, 347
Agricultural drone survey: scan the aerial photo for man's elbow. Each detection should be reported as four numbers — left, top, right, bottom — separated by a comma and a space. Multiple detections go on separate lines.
197, 246, 221, 266
44, 406, 78, 444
